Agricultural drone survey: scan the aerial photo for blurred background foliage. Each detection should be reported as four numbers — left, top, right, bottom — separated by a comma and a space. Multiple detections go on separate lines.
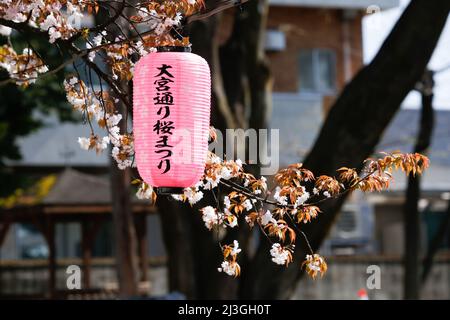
0, 32, 73, 196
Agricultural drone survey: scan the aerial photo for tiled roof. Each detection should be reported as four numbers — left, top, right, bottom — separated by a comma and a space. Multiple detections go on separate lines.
376, 108, 450, 192
42, 168, 111, 204
270, 93, 324, 166
7, 114, 109, 167
377, 109, 450, 167
43, 168, 148, 205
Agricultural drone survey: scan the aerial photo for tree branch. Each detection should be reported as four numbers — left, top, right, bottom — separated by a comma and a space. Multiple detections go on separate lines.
243, 0, 450, 299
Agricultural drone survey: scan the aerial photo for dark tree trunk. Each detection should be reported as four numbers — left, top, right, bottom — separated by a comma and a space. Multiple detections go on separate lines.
403, 174, 422, 299
108, 1, 140, 298
156, 0, 271, 299
403, 70, 435, 300
157, 15, 240, 300
110, 113, 139, 297
110, 163, 139, 298
157, 0, 449, 300
242, 0, 450, 299
157, 196, 198, 298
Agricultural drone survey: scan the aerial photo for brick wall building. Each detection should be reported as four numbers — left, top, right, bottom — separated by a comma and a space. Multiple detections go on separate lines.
262, 1, 398, 167
267, 1, 397, 107
266, 7, 363, 94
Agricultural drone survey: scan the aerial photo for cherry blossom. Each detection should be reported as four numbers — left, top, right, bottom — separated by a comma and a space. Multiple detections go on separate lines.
0, 0, 431, 282
270, 243, 293, 266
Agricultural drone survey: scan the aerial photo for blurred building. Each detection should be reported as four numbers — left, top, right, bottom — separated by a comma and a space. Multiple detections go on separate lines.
266, 0, 396, 255
319, 109, 450, 257
267, 0, 398, 165
265, 0, 449, 299
266, 0, 450, 259
2, 0, 450, 299
370, 109, 450, 255
1, 0, 401, 261
0, 116, 164, 298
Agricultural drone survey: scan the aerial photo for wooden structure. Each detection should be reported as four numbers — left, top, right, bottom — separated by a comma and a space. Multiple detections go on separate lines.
0, 169, 156, 298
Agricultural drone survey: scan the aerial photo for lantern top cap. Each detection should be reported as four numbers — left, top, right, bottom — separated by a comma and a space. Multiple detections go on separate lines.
156, 46, 192, 53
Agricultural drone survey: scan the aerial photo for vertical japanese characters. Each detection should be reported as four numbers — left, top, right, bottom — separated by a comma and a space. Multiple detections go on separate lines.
153, 64, 175, 174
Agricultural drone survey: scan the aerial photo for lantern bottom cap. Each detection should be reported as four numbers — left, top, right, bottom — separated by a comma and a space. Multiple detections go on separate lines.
156, 187, 185, 195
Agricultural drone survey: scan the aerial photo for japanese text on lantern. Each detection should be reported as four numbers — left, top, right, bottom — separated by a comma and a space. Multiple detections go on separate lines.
153, 64, 175, 174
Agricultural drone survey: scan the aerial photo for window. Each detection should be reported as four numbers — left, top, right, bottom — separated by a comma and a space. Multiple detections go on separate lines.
336, 210, 357, 233
298, 49, 336, 93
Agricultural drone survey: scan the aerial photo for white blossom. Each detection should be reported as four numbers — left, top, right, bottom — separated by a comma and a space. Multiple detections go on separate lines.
261, 210, 276, 226
294, 188, 310, 207
253, 189, 262, 195
172, 194, 183, 201
4, 5, 27, 23
231, 240, 242, 256
68, 77, 78, 86
107, 113, 122, 128
218, 261, 237, 276
220, 166, 232, 180
48, 28, 62, 43
66, 2, 84, 30
96, 136, 110, 151
136, 183, 154, 200
270, 243, 290, 265
201, 206, 222, 230
0, 26, 12, 37
245, 215, 254, 227
203, 175, 220, 190
243, 199, 253, 211
260, 176, 267, 189
112, 146, 133, 170
40, 13, 58, 31
227, 216, 238, 228
108, 126, 121, 142
223, 196, 231, 209
184, 188, 204, 205
274, 187, 288, 205
305, 254, 322, 272
78, 137, 90, 150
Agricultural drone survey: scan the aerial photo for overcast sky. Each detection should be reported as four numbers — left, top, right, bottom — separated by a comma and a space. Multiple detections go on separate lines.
362, 0, 450, 110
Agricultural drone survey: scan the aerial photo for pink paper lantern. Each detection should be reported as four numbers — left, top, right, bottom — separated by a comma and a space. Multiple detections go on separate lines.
133, 48, 211, 192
